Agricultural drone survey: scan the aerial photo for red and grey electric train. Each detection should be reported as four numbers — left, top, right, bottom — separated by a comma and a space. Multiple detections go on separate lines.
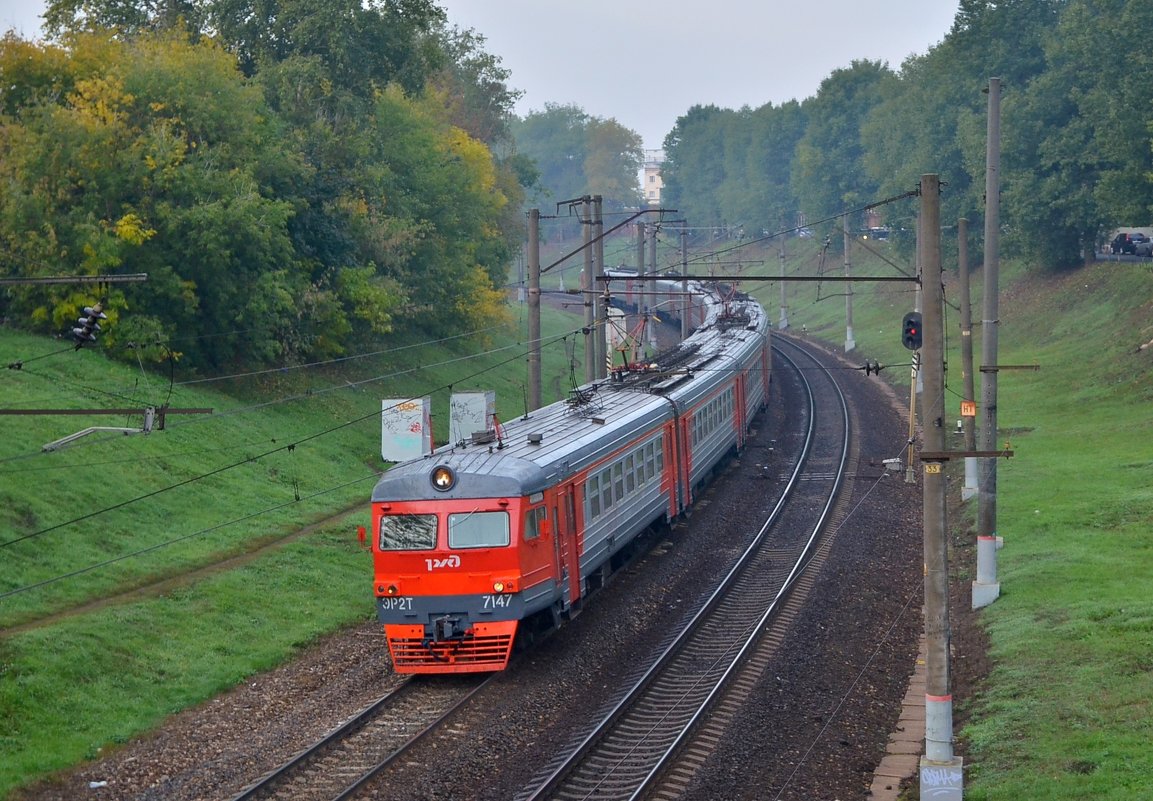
368, 277, 771, 673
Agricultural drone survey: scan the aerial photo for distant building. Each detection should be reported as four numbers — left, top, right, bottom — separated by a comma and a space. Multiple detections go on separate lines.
643, 150, 664, 206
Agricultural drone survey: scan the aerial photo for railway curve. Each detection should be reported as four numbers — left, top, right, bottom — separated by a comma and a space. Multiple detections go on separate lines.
15, 334, 926, 801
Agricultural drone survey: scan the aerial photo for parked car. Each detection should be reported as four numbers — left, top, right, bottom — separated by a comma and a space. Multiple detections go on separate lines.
1136, 238, 1153, 257
1111, 232, 1136, 254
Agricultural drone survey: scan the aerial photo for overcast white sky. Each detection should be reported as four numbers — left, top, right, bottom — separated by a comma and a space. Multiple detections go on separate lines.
3, 0, 959, 150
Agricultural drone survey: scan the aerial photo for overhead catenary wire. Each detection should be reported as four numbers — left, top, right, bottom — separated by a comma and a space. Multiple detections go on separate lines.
3, 189, 923, 580
0, 320, 582, 466
0, 324, 590, 549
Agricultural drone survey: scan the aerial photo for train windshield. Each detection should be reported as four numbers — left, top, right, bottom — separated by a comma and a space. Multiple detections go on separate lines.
379, 514, 437, 550
448, 511, 510, 549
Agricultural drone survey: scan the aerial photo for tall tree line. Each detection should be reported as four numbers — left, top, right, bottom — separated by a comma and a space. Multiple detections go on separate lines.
662, 0, 1153, 271
0, 0, 528, 370
509, 103, 644, 241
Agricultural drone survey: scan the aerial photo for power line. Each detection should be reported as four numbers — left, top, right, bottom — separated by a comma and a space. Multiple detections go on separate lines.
1, 325, 588, 548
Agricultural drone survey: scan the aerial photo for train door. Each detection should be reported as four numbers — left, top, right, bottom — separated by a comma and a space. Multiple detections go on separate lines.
761, 345, 772, 405
735, 373, 748, 447
679, 415, 694, 510
665, 419, 687, 515
555, 483, 581, 608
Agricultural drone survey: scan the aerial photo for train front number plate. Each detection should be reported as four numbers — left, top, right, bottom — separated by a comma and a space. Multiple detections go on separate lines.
380, 596, 415, 610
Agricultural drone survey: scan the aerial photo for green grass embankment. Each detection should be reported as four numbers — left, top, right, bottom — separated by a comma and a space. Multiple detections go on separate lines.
781, 244, 1153, 800
0, 303, 584, 797
5, 237, 1152, 799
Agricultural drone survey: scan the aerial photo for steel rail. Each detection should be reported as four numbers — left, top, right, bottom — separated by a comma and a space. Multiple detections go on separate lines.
230, 674, 492, 801
518, 338, 851, 801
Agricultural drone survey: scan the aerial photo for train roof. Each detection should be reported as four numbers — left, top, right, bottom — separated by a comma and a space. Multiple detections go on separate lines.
371, 285, 768, 503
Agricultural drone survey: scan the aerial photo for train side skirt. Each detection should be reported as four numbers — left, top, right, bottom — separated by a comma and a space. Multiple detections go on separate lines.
385, 621, 518, 674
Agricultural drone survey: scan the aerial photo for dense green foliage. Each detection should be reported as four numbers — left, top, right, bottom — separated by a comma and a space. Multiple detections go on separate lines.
0, 1, 525, 371
662, 0, 1153, 269
510, 103, 643, 239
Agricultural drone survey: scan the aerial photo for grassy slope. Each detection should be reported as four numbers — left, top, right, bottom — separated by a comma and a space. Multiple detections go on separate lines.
0, 303, 585, 796
3, 239, 1153, 798
780, 246, 1153, 800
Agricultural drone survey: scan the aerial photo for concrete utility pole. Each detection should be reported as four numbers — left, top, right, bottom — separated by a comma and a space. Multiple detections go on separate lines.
778, 235, 789, 330
593, 195, 607, 379
527, 208, 542, 411
582, 196, 595, 385
647, 221, 659, 353
680, 222, 691, 341
637, 221, 647, 351
918, 173, 964, 800
974, 77, 1003, 609
843, 215, 856, 352
958, 218, 978, 500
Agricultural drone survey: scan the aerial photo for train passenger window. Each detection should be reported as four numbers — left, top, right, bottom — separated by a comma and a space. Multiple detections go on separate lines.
588, 474, 601, 518
524, 507, 547, 540
379, 514, 437, 550
625, 454, 636, 493
613, 463, 624, 500
449, 511, 510, 548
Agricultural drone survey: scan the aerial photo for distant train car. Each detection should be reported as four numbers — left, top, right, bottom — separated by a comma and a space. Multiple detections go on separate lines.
604, 267, 710, 334
368, 281, 771, 673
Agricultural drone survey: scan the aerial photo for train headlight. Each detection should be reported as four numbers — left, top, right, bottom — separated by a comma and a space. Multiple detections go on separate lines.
493, 581, 505, 593
378, 584, 399, 596
430, 465, 456, 492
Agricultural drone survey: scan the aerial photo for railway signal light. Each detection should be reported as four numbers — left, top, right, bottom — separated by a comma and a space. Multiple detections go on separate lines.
901, 312, 922, 351
72, 304, 107, 349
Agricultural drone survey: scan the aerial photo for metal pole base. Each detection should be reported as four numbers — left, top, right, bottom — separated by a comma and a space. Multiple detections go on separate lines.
974, 534, 1000, 610
962, 456, 978, 500
920, 756, 964, 800
972, 580, 1001, 609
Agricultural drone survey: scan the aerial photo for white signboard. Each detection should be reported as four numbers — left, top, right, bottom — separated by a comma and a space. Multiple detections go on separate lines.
449, 391, 496, 445
381, 397, 431, 462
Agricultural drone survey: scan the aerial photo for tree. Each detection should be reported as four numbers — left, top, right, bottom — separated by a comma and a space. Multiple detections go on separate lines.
365, 86, 513, 333
583, 118, 643, 211
428, 25, 521, 148
511, 104, 642, 206
791, 60, 896, 223
43, 0, 206, 38
211, 0, 444, 91
661, 105, 730, 230
736, 102, 807, 232
0, 32, 320, 368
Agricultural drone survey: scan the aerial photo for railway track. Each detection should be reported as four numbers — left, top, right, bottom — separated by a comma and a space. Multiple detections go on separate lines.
229, 674, 490, 801
227, 336, 857, 801
515, 336, 853, 801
